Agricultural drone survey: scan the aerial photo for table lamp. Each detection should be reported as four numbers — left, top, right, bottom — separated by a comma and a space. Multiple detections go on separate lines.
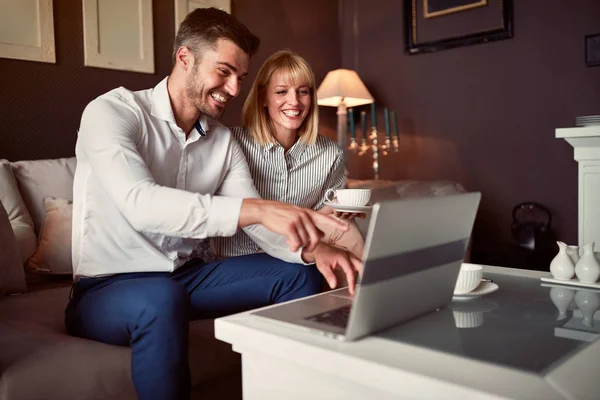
317, 69, 374, 161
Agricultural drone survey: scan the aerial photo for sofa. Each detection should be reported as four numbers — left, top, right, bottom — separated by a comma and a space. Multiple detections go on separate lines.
0, 157, 241, 400
0, 157, 467, 400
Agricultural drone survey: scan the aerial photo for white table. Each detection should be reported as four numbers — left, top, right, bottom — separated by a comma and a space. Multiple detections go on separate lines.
215, 266, 600, 399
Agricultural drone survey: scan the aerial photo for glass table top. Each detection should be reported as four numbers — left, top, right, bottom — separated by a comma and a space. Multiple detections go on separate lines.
376, 272, 600, 375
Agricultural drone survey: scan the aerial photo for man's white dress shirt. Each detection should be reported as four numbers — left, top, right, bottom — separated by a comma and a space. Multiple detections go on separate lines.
72, 77, 304, 279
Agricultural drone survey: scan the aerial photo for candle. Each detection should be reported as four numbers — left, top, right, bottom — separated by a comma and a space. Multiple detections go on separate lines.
391, 111, 398, 136
384, 108, 390, 138
370, 102, 377, 128
361, 111, 367, 140
348, 108, 355, 138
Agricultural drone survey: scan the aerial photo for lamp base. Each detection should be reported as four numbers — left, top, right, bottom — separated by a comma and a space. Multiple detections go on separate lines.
337, 103, 348, 165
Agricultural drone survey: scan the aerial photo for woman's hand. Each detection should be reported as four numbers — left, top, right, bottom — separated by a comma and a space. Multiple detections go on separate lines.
319, 205, 366, 221
334, 211, 367, 221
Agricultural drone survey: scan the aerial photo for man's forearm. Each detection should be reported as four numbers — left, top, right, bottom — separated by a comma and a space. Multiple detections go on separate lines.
239, 199, 349, 263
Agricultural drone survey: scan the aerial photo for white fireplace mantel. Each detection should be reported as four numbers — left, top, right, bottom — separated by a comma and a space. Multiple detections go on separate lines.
556, 125, 600, 246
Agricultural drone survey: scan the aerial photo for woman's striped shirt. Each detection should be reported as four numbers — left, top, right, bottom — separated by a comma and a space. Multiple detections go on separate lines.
213, 127, 345, 258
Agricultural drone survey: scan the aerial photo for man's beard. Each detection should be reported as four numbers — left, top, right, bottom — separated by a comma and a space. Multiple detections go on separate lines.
185, 72, 225, 120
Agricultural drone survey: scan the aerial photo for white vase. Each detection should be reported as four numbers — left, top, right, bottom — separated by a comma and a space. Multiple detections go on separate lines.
575, 243, 600, 283
550, 287, 575, 320
575, 290, 600, 328
567, 245, 580, 265
550, 241, 575, 280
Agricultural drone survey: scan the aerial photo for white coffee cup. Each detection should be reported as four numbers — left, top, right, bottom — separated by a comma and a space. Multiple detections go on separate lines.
454, 263, 483, 295
325, 188, 371, 207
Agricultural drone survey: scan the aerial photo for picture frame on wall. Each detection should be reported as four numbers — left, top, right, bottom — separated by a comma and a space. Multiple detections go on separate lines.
174, 0, 231, 34
0, 0, 56, 63
423, 0, 487, 19
404, 0, 513, 55
585, 33, 600, 67
82, 0, 155, 74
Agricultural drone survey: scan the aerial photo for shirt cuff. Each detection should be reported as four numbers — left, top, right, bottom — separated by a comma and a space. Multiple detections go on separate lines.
293, 247, 314, 265
206, 196, 242, 237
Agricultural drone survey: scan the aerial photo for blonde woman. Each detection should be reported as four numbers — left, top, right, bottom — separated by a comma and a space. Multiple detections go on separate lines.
214, 50, 364, 287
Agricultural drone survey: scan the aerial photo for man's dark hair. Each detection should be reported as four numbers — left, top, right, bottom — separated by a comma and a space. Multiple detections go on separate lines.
172, 8, 260, 65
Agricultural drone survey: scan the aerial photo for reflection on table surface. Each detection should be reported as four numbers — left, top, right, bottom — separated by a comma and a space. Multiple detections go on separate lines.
546, 283, 600, 341
376, 272, 599, 375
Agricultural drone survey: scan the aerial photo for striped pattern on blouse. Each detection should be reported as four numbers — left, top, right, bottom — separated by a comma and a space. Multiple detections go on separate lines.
213, 127, 345, 258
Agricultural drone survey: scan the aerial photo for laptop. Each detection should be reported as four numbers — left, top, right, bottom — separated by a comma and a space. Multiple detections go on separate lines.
252, 192, 481, 341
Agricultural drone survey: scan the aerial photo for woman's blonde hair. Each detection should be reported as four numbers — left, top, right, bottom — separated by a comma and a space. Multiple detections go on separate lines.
242, 49, 319, 145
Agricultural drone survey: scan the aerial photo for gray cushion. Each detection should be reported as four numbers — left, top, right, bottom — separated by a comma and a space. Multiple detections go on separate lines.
0, 199, 27, 296
0, 287, 240, 400
0, 160, 36, 264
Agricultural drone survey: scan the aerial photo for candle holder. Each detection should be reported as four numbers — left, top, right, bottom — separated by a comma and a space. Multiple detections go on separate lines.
391, 135, 399, 153
349, 107, 400, 180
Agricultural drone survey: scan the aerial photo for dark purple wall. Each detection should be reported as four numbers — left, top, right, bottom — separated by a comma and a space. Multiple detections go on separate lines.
339, 0, 600, 251
0, 0, 339, 161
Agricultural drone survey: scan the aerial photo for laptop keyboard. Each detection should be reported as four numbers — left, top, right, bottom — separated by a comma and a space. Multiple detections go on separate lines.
305, 305, 352, 328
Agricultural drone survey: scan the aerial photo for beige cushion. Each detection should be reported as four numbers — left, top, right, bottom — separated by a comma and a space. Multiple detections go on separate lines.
27, 197, 73, 275
0, 160, 37, 263
0, 200, 27, 296
0, 287, 240, 400
11, 157, 76, 235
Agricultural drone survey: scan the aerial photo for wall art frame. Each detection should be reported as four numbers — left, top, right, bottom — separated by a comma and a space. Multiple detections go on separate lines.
585, 33, 600, 67
404, 0, 513, 55
174, 0, 231, 34
423, 0, 487, 19
0, 0, 56, 63
82, 0, 154, 74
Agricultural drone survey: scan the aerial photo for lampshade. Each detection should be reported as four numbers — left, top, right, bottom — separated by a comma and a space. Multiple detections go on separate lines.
317, 69, 374, 108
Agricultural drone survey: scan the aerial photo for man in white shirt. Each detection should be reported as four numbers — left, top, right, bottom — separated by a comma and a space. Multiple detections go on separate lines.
65, 7, 361, 400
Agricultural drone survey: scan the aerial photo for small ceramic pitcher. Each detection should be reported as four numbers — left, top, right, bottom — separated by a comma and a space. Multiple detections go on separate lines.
567, 245, 580, 265
550, 241, 575, 280
575, 243, 600, 283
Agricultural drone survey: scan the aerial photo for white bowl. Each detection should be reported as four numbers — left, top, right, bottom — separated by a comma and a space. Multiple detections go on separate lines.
454, 263, 483, 295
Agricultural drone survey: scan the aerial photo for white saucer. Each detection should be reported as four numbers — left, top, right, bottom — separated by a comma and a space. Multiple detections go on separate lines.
323, 200, 372, 213
453, 281, 499, 300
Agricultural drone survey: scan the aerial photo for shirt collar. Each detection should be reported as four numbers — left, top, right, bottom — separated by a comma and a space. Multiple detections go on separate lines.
286, 139, 307, 161
262, 138, 307, 161
151, 76, 210, 137
150, 77, 175, 123
263, 141, 277, 153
